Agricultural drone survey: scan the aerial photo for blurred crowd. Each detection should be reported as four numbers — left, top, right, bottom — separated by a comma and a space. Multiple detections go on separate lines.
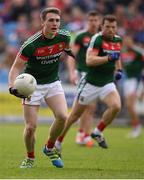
0, 0, 144, 84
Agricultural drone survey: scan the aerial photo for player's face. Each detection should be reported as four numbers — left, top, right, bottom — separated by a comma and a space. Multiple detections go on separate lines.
123, 36, 133, 48
87, 16, 100, 31
42, 13, 60, 35
102, 20, 117, 39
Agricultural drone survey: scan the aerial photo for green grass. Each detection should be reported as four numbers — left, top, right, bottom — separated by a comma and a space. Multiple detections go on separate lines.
0, 123, 144, 179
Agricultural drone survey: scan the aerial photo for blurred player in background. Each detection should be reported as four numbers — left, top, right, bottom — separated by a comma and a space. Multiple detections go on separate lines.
121, 35, 144, 138
56, 15, 123, 152
67, 11, 101, 147
8, 7, 75, 168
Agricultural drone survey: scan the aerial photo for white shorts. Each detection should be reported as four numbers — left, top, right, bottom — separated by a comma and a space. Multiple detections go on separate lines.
123, 78, 138, 96
78, 82, 117, 105
23, 80, 64, 105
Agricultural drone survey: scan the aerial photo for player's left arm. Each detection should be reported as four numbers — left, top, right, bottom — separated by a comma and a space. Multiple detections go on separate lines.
114, 38, 123, 80
114, 39, 123, 81
64, 43, 75, 59
64, 31, 75, 59
115, 58, 122, 71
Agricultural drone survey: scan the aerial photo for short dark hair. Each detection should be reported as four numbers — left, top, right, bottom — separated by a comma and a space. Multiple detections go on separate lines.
87, 11, 100, 17
40, 7, 61, 21
102, 14, 117, 24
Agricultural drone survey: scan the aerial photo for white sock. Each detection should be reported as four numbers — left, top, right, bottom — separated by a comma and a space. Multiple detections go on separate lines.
27, 157, 35, 161
45, 145, 53, 152
93, 127, 102, 135
55, 140, 61, 150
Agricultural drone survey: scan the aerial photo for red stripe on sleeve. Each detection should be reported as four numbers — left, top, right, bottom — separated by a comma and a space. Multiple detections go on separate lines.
19, 54, 29, 61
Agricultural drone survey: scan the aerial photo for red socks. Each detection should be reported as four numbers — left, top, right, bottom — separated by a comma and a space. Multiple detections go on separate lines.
57, 136, 64, 143
27, 151, 35, 159
131, 119, 140, 128
97, 121, 106, 132
46, 140, 55, 149
78, 129, 84, 133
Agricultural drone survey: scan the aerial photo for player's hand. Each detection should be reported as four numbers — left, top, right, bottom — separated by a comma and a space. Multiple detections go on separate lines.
114, 69, 123, 81
108, 52, 120, 62
9, 87, 27, 99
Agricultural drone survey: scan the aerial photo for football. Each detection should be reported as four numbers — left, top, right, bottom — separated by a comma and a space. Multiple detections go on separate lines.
14, 73, 37, 97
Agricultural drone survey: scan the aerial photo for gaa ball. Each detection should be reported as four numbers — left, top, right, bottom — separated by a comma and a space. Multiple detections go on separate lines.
14, 73, 37, 97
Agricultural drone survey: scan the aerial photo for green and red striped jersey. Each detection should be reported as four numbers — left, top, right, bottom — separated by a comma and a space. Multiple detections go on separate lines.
121, 48, 143, 79
74, 31, 94, 72
86, 32, 122, 86
18, 29, 71, 84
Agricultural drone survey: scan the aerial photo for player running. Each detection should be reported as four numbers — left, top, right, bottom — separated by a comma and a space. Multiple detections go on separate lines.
8, 7, 74, 168
56, 14, 123, 153
121, 35, 144, 138
67, 11, 101, 147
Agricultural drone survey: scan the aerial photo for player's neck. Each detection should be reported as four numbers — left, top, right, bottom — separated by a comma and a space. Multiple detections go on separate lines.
42, 29, 57, 39
44, 33, 56, 39
88, 28, 97, 35
103, 34, 114, 41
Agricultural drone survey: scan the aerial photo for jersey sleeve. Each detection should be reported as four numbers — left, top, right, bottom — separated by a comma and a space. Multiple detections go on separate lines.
18, 42, 34, 61
65, 31, 71, 44
74, 34, 82, 46
88, 34, 101, 51
64, 31, 72, 51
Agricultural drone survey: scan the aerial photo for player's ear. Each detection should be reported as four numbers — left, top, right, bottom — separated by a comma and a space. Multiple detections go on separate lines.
41, 20, 45, 27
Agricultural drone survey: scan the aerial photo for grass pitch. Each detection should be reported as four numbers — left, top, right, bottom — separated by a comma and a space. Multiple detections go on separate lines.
0, 123, 144, 179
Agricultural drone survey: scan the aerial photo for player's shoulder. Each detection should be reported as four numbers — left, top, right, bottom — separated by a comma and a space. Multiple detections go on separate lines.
26, 31, 42, 43
114, 34, 123, 42
91, 32, 102, 41
22, 31, 42, 48
75, 30, 87, 37
58, 29, 71, 37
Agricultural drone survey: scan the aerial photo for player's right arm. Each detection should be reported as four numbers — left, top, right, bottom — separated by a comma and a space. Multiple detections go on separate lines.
8, 41, 34, 98
86, 35, 109, 66
8, 55, 26, 88
8, 55, 27, 98
86, 48, 108, 66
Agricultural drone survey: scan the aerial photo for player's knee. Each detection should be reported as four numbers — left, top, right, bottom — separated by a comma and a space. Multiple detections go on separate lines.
112, 102, 121, 113
56, 113, 68, 123
25, 124, 37, 136
70, 111, 82, 123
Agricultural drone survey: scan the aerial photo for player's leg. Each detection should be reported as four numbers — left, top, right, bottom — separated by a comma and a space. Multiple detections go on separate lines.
125, 92, 142, 138
20, 104, 39, 168
43, 81, 68, 168
57, 99, 88, 144
101, 89, 121, 125
124, 78, 142, 138
76, 103, 96, 147
55, 81, 95, 153
45, 94, 68, 147
55, 99, 87, 159
91, 84, 121, 148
